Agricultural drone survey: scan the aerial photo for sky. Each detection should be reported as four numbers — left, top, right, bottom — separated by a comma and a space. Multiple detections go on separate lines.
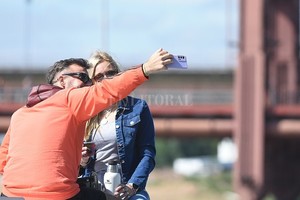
0, 0, 239, 71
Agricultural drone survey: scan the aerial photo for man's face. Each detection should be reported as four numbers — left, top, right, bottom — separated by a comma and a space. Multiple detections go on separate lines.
57, 64, 90, 89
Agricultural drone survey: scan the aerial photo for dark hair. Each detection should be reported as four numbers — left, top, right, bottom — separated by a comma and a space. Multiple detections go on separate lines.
46, 58, 90, 84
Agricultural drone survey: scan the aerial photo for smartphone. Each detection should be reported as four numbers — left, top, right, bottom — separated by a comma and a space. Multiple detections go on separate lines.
83, 141, 95, 146
167, 55, 188, 69
83, 141, 95, 155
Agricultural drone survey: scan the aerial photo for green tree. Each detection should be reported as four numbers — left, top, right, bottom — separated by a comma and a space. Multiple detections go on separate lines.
155, 137, 220, 167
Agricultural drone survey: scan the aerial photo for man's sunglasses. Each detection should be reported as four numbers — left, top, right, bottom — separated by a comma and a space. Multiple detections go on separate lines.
93, 70, 118, 82
62, 72, 91, 84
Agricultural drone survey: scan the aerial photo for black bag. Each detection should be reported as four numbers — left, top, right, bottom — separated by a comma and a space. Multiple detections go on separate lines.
77, 174, 98, 189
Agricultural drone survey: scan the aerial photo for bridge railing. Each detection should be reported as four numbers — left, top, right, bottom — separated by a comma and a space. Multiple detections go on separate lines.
0, 87, 31, 104
0, 86, 233, 106
4, 86, 300, 106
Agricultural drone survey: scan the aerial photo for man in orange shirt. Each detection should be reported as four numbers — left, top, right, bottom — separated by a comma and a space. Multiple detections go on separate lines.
0, 48, 172, 200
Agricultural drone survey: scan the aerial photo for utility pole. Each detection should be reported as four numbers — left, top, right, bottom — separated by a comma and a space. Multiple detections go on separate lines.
101, 0, 109, 51
24, 0, 32, 68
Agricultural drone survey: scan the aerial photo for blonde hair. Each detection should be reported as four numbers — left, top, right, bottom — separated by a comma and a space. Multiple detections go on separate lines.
88, 51, 120, 79
85, 51, 121, 140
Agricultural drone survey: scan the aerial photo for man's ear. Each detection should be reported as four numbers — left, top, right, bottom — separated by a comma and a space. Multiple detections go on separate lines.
60, 77, 65, 88
53, 76, 65, 88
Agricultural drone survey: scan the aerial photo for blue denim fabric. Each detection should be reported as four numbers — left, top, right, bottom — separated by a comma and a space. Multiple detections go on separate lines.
84, 96, 156, 192
129, 190, 150, 200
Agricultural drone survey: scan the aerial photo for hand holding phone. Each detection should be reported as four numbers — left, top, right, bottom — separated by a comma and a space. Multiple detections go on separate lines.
83, 141, 96, 156
167, 55, 188, 69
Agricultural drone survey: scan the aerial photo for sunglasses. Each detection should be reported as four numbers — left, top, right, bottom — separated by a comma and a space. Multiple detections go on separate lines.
93, 70, 118, 82
62, 72, 91, 84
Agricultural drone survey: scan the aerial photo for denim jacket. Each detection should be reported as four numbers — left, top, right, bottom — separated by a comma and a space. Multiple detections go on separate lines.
84, 96, 156, 190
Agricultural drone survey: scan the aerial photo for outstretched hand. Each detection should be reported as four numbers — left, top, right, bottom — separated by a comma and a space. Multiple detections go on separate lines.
142, 48, 173, 76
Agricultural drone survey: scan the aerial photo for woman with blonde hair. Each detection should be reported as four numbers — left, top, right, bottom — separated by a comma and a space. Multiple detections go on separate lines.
81, 51, 156, 200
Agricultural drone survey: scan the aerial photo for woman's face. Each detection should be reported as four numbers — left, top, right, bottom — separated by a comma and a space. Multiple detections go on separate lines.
95, 61, 112, 75
93, 61, 118, 82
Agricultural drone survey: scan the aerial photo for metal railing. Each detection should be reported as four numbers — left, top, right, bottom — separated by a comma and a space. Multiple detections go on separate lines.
0, 86, 233, 105
4, 86, 300, 106
0, 87, 31, 104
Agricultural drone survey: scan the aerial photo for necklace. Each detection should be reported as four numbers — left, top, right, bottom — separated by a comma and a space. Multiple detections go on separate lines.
100, 105, 116, 125
92, 100, 128, 141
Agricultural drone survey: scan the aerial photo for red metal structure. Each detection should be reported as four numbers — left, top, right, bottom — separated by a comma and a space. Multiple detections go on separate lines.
235, 0, 300, 199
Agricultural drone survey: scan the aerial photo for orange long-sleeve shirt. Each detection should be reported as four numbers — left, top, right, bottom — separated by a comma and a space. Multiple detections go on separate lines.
0, 67, 147, 199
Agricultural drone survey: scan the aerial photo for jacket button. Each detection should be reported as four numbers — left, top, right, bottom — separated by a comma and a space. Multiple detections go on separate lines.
116, 125, 120, 129
118, 143, 123, 148
130, 121, 134, 125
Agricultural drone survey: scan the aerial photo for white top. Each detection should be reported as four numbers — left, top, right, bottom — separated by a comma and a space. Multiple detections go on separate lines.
92, 119, 120, 184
